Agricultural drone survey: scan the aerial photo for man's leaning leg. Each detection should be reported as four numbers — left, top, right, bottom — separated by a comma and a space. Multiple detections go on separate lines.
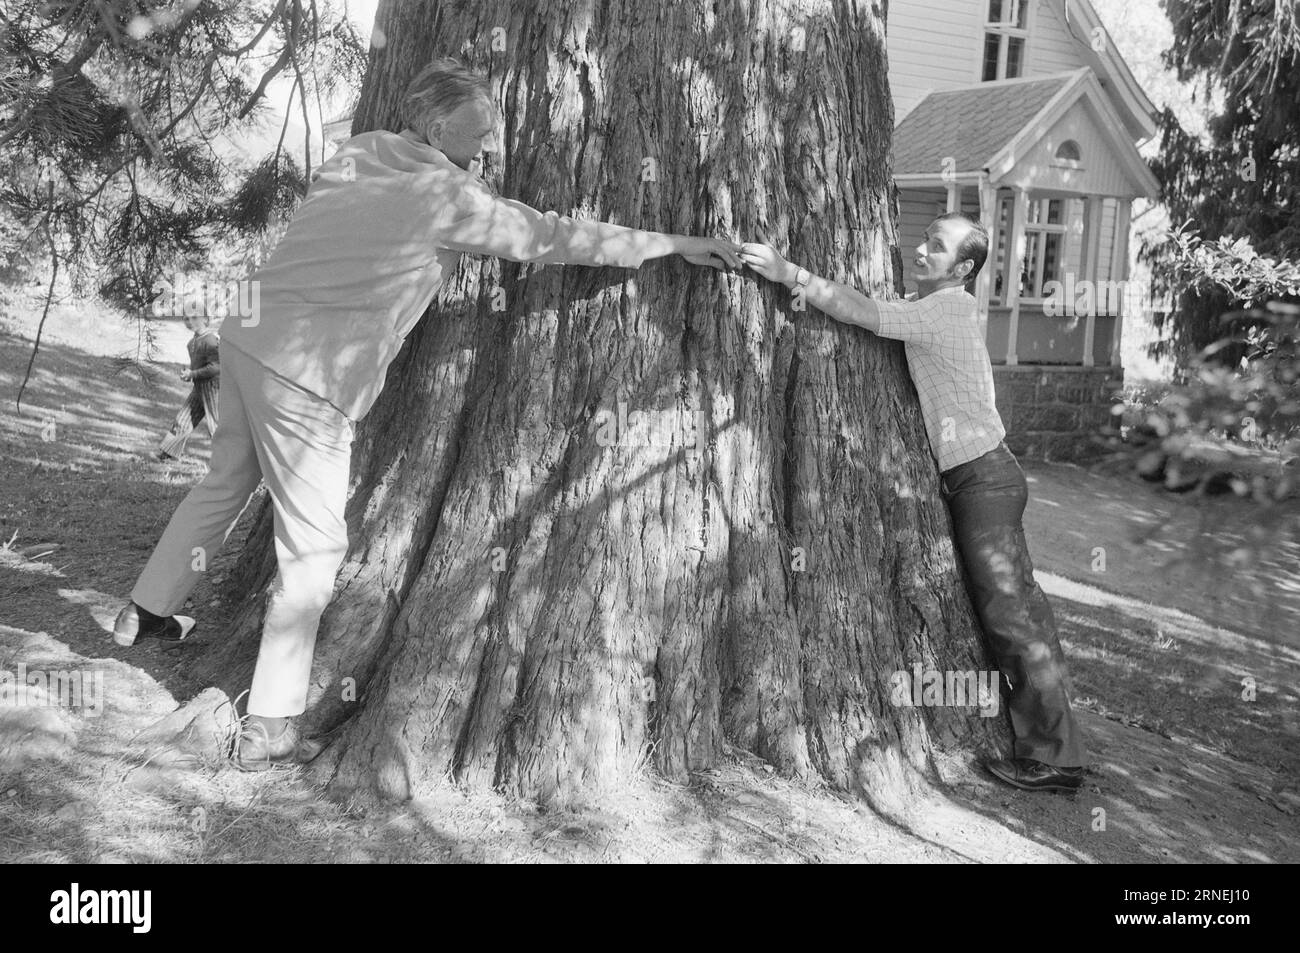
942, 443, 1088, 792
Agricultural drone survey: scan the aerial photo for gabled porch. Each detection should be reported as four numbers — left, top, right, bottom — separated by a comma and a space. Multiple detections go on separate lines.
892, 68, 1159, 368
890, 69, 1159, 460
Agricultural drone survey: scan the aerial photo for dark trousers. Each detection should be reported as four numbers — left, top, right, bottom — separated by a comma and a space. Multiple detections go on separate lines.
941, 442, 1087, 767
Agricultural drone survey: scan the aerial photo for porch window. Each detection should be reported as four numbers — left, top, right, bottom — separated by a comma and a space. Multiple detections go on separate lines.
990, 194, 1082, 305
991, 192, 1013, 303
982, 0, 1030, 81
1021, 198, 1067, 301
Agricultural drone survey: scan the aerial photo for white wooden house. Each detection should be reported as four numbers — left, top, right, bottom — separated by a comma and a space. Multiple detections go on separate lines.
889, 0, 1159, 457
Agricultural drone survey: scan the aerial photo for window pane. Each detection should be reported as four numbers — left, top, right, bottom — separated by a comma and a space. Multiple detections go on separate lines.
1005, 36, 1024, 78
1047, 198, 1062, 224
1056, 139, 1081, 161
1042, 233, 1062, 293
993, 194, 1011, 301
982, 33, 1001, 81
1013, 0, 1028, 29
1022, 233, 1039, 297
1068, 198, 1086, 239
988, 0, 1004, 24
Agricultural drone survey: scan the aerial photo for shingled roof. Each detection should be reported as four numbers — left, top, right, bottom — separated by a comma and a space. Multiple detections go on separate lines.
892, 76, 1072, 176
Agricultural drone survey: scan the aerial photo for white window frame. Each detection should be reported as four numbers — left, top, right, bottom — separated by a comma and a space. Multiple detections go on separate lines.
990, 190, 1014, 305
1020, 195, 1069, 304
980, 0, 1034, 82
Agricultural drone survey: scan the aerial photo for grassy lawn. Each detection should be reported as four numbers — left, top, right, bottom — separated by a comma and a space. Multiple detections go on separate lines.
1, 300, 1297, 863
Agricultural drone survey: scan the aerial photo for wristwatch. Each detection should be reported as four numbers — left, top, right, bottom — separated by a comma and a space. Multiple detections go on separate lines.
791, 266, 812, 289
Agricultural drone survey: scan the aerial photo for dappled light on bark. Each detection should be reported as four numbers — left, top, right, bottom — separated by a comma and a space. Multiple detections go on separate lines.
199, 0, 1010, 813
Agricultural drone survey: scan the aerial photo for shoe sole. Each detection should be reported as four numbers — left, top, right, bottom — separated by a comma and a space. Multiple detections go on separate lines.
113, 615, 197, 648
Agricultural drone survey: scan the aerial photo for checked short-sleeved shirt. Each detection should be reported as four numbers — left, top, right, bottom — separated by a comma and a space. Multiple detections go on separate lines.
872, 285, 1005, 472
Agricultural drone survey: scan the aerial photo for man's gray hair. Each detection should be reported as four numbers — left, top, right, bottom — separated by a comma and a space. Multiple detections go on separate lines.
400, 58, 493, 133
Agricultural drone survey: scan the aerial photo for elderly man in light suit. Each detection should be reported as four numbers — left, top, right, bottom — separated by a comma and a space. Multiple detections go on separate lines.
114, 59, 741, 769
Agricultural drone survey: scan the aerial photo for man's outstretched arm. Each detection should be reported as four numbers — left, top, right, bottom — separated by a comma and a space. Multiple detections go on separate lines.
738, 242, 881, 331
738, 242, 941, 345
437, 175, 742, 270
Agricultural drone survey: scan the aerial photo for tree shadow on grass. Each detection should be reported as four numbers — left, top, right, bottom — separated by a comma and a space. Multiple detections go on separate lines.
1021, 460, 1300, 648
930, 575, 1300, 863
0, 331, 253, 716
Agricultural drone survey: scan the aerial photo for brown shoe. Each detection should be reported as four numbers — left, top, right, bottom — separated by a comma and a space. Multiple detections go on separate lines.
233, 720, 323, 771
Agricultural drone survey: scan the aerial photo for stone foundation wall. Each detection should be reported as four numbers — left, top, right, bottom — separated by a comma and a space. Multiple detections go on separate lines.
992, 365, 1123, 462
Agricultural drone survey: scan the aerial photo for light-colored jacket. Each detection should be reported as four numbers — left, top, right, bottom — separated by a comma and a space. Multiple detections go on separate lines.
222, 129, 655, 420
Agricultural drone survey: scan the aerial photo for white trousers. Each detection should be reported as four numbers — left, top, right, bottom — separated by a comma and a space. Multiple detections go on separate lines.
132, 342, 354, 717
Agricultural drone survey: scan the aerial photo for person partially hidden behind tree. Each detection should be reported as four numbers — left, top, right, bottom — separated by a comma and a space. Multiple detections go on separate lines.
157, 313, 221, 462
111, 58, 743, 770
739, 212, 1088, 793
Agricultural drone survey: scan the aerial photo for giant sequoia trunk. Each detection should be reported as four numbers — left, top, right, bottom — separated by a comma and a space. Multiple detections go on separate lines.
200, 0, 1010, 813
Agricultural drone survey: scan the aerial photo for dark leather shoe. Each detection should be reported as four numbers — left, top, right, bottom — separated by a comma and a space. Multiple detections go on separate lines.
113, 603, 196, 647
984, 757, 1084, 792
234, 721, 323, 772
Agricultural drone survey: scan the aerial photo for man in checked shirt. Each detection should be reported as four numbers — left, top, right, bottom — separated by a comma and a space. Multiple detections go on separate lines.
111, 59, 742, 769
741, 212, 1087, 793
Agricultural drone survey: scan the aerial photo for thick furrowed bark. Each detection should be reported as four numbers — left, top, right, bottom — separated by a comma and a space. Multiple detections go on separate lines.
207, 0, 1014, 810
